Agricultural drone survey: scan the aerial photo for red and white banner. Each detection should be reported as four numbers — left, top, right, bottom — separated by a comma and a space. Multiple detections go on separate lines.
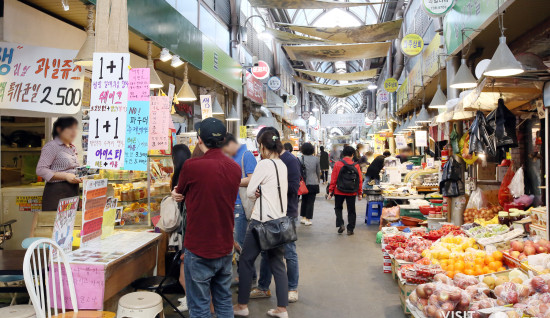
245, 71, 265, 105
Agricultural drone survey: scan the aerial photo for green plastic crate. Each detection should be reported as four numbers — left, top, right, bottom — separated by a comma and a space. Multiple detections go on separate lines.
399, 205, 426, 220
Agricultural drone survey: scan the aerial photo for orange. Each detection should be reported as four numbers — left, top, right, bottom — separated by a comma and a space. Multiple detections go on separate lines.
492, 251, 503, 261
485, 256, 495, 265
475, 258, 485, 266
447, 270, 455, 279
474, 267, 484, 276
494, 261, 503, 268
440, 259, 449, 267
489, 261, 500, 271
465, 262, 475, 270
497, 267, 507, 272
483, 266, 491, 274
447, 264, 455, 272
441, 263, 448, 271
454, 261, 465, 272
464, 269, 475, 276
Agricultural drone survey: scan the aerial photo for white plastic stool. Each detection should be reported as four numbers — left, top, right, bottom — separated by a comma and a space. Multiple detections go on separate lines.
117, 291, 164, 318
0, 304, 36, 318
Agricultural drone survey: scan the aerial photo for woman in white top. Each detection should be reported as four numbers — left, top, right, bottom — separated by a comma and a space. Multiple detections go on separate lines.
234, 130, 289, 318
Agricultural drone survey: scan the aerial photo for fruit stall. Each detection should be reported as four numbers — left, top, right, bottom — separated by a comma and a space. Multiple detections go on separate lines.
379, 205, 550, 317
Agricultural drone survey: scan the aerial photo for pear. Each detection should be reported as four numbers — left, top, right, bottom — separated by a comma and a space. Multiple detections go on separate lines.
483, 276, 496, 289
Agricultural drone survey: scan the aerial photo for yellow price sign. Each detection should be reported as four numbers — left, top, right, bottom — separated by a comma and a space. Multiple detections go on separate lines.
384, 78, 398, 93
239, 126, 247, 139
401, 33, 424, 56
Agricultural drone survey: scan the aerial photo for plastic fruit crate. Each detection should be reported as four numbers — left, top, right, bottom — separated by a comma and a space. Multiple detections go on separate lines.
399, 205, 426, 220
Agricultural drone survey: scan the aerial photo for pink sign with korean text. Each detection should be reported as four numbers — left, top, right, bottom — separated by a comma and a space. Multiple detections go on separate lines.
245, 71, 265, 105
149, 96, 171, 150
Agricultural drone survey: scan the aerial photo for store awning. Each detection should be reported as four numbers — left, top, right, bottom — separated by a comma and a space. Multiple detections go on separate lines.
267, 28, 334, 45
303, 82, 369, 98
295, 69, 377, 81
283, 42, 391, 62
277, 19, 403, 44
249, 0, 385, 9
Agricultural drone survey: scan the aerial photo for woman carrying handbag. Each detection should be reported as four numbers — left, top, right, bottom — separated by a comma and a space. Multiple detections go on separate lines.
234, 130, 291, 318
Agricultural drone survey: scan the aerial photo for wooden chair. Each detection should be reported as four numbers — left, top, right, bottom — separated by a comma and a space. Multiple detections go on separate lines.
22, 238, 114, 318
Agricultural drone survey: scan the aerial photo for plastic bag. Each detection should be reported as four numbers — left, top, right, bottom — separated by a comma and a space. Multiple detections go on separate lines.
508, 167, 524, 198
494, 282, 530, 304
450, 125, 460, 154
453, 272, 480, 289
459, 132, 478, 165
494, 98, 518, 148
408, 282, 464, 317
498, 166, 515, 206
466, 188, 488, 210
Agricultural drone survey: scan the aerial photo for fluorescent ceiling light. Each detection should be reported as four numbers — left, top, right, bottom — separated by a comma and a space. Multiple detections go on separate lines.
368, 83, 378, 90
159, 48, 172, 62
171, 55, 184, 68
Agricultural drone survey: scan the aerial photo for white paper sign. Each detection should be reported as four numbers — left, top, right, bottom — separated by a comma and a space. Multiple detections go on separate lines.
395, 135, 408, 149
321, 113, 365, 128
427, 157, 435, 168
415, 130, 428, 147
200, 95, 212, 119
167, 83, 175, 105
87, 53, 130, 169
0, 42, 84, 114
422, 0, 455, 17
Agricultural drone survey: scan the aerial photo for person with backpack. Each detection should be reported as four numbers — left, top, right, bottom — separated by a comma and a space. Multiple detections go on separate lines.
327, 146, 363, 235
299, 143, 320, 226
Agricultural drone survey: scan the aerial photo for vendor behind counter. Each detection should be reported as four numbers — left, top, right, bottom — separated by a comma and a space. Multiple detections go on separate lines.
36, 116, 82, 210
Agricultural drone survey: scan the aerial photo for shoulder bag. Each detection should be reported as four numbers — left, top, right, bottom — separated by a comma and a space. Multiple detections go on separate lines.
252, 159, 297, 251
238, 151, 255, 220
298, 157, 309, 195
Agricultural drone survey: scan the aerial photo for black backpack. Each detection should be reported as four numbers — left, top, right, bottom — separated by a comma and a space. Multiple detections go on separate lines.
336, 160, 360, 193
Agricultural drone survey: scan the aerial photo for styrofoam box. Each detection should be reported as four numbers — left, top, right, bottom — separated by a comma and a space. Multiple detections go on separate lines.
529, 224, 548, 239
531, 207, 547, 229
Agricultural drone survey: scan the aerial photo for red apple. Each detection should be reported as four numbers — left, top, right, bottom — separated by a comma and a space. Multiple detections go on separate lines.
525, 245, 537, 256
531, 276, 549, 293
537, 246, 548, 254
518, 253, 527, 261
511, 240, 524, 252
511, 251, 521, 258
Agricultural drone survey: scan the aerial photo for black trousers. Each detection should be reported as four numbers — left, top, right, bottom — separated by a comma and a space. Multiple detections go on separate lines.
300, 191, 317, 219
238, 220, 288, 307
42, 181, 79, 211
321, 170, 328, 182
334, 195, 357, 231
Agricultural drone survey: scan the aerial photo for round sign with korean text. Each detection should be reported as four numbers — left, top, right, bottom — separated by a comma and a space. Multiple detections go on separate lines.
252, 60, 270, 80
401, 34, 424, 56
383, 78, 398, 93
378, 90, 390, 104
422, 0, 455, 17
267, 76, 281, 91
367, 112, 376, 121
287, 94, 298, 107
302, 111, 310, 120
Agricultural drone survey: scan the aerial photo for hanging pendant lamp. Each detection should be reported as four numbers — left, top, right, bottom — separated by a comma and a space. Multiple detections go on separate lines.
177, 63, 197, 102
483, 36, 524, 77
450, 59, 478, 89
73, 5, 95, 66
226, 104, 240, 121
429, 85, 448, 109
245, 113, 257, 126
416, 104, 432, 124
211, 96, 224, 115
146, 41, 164, 89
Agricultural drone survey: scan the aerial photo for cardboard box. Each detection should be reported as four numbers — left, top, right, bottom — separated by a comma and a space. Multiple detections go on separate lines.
529, 224, 548, 239
477, 163, 498, 181
398, 275, 417, 298
497, 166, 509, 182
399, 292, 411, 314
531, 207, 547, 229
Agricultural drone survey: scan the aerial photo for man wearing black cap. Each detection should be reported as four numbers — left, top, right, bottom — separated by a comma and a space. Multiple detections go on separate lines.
174, 118, 241, 318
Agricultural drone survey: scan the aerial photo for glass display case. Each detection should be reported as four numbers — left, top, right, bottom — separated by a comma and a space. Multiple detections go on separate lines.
100, 154, 173, 226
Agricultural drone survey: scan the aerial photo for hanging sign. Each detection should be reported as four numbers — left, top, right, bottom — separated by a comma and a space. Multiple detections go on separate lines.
287, 94, 298, 107
267, 76, 282, 91
87, 53, 130, 169
321, 113, 365, 128
422, 0, 455, 17
415, 130, 428, 147
251, 60, 270, 80
149, 96, 171, 150
367, 111, 376, 121
200, 95, 212, 119
124, 68, 150, 171
239, 126, 247, 139
395, 135, 408, 149
378, 90, 390, 104
401, 34, 424, 56
0, 42, 84, 114
384, 78, 398, 93
245, 71, 265, 104
301, 111, 310, 120
52, 196, 79, 255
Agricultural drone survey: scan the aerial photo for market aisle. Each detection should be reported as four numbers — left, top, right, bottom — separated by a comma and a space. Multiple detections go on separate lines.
231, 195, 405, 318
165, 194, 405, 318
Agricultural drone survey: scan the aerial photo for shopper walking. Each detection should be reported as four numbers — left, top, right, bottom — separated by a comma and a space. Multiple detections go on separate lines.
251, 127, 301, 303
173, 118, 241, 318
234, 130, 289, 318
319, 146, 329, 184
364, 150, 391, 189
222, 133, 257, 249
299, 143, 320, 226
329, 145, 339, 169
327, 146, 363, 235
36, 116, 82, 211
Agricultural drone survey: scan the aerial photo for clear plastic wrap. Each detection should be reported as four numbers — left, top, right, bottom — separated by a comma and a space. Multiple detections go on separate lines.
453, 273, 480, 290
409, 282, 464, 318
494, 282, 531, 304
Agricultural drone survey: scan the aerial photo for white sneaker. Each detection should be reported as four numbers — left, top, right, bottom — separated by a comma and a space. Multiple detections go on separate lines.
289, 290, 299, 303
176, 297, 188, 312
234, 305, 249, 317
300, 217, 307, 224
267, 309, 289, 317
304, 220, 312, 226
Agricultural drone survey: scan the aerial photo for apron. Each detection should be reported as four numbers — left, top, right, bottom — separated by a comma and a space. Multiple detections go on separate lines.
41, 181, 79, 211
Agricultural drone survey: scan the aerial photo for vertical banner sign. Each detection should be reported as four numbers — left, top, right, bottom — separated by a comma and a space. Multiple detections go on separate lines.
149, 96, 171, 150
52, 196, 79, 255
239, 126, 247, 139
0, 42, 84, 114
81, 179, 108, 247
124, 68, 150, 171
200, 95, 212, 119
87, 53, 130, 169
415, 130, 428, 147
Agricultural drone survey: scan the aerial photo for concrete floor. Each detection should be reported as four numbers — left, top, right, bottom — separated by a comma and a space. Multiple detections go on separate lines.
166, 194, 406, 318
